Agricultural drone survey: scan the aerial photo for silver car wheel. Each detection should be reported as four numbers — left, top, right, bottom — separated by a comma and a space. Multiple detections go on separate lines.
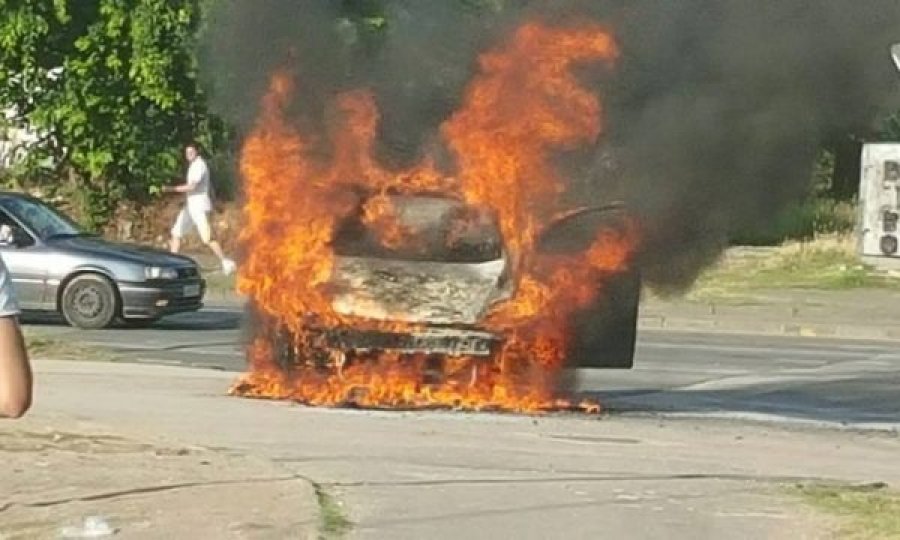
61, 274, 119, 329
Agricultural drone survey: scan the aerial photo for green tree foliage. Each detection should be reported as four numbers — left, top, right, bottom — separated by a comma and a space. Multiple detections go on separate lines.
0, 0, 226, 227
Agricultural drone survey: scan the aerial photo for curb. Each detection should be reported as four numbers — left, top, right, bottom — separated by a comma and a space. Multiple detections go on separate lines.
200, 295, 900, 343
639, 314, 900, 342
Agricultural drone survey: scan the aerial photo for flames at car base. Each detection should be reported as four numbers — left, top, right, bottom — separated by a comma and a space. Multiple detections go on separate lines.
229, 22, 638, 413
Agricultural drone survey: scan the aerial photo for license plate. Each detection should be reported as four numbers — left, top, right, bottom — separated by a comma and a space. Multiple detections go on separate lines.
183, 284, 201, 297
324, 329, 496, 356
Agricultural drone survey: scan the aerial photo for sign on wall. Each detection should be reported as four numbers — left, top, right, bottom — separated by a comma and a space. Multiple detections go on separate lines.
859, 143, 900, 267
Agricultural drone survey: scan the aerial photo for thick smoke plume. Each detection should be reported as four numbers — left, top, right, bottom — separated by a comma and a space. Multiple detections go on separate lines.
203, 0, 900, 290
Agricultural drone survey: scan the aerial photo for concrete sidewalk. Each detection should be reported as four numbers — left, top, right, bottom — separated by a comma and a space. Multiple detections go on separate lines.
2, 365, 319, 540
641, 287, 900, 342
7, 360, 900, 539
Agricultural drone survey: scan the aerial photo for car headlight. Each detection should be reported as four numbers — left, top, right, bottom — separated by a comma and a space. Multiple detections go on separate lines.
145, 266, 179, 280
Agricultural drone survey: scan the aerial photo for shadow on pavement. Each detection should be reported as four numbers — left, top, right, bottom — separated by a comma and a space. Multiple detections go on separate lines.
19, 309, 244, 331
150, 310, 244, 331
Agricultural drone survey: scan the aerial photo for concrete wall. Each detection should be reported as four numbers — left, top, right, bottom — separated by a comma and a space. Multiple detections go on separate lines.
859, 143, 900, 268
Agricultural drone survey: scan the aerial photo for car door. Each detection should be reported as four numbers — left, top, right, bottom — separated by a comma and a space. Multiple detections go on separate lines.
0, 208, 48, 309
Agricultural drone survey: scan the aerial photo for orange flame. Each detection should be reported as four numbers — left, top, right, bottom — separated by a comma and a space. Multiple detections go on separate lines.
445, 23, 619, 266
360, 193, 418, 251
231, 22, 634, 413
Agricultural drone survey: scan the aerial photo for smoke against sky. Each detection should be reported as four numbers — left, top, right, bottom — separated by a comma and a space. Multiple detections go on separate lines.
203, 0, 900, 290
596, 0, 900, 289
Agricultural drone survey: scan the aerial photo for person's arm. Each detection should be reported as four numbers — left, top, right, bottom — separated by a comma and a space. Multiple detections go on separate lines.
164, 161, 204, 193
0, 315, 30, 418
165, 182, 196, 194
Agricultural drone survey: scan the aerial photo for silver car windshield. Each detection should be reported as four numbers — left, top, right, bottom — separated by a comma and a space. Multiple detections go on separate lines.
0, 197, 85, 240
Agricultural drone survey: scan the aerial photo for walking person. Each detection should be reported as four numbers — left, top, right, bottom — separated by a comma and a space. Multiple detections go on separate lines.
0, 254, 31, 418
164, 142, 236, 275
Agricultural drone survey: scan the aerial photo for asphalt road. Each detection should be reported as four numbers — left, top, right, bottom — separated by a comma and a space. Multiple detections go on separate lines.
23, 306, 900, 430
19, 309, 900, 539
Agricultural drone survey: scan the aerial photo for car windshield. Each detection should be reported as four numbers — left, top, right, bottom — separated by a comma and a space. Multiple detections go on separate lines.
332, 195, 503, 263
0, 197, 85, 240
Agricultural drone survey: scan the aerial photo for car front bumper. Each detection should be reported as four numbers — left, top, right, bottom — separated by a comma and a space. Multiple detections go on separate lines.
267, 324, 501, 372
118, 278, 206, 319
321, 326, 499, 357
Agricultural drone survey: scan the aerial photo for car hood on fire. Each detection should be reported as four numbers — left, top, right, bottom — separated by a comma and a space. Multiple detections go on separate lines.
48, 236, 193, 267
330, 256, 509, 326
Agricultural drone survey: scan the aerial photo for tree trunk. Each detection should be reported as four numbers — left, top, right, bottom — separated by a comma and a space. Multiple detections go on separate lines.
829, 137, 863, 201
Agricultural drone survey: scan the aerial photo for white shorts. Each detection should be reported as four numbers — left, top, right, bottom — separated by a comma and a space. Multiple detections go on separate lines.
171, 204, 213, 243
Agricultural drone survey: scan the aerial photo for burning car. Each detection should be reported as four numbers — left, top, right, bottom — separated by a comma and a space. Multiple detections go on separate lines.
257, 190, 639, 376
322, 194, 511, 359
233, 22, 637, 411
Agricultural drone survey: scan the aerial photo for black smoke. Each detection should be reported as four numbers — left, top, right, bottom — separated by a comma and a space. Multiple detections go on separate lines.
596, 1, 900, 290
202, 0, 900, 291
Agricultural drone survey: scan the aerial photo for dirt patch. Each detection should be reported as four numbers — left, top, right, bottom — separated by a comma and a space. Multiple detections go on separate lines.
0, 430, 155, 454
23, 330, 119, 362
1, 423, 318, 539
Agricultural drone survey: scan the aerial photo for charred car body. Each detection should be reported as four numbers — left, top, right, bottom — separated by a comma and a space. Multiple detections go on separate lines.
265, 192, 640, 372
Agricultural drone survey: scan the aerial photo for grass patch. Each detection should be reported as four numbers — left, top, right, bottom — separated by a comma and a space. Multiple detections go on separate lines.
314, 483, 353, 539
689, 236, 900, 301
795, 482, 900, 540
731, 197, 856, 246
204, 271, 237, 296
181, 250, 239, 298
24, 331, 118, 361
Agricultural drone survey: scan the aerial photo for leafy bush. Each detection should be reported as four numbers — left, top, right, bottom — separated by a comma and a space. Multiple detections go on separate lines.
0, 0, 228, 228
730, 197, 856, 246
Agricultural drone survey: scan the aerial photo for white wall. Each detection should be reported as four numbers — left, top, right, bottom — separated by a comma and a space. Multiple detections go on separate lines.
859, 143, 900, 267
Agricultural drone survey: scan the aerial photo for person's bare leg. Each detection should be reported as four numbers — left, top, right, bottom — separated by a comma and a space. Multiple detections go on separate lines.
207, 240, 226, 261
170, 208, 190, 254
208, 240, 236, 275
0, 316, 31, 418
196, 211, 235, 274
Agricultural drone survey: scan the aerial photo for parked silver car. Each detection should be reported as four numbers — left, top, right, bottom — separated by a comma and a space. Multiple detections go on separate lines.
0, 192, 205, 329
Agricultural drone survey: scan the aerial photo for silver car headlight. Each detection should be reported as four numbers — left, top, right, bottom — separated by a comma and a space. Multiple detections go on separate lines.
145, 266, 179, 280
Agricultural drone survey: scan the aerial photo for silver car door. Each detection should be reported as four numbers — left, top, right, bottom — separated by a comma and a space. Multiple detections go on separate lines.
0, 209, 48, 309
